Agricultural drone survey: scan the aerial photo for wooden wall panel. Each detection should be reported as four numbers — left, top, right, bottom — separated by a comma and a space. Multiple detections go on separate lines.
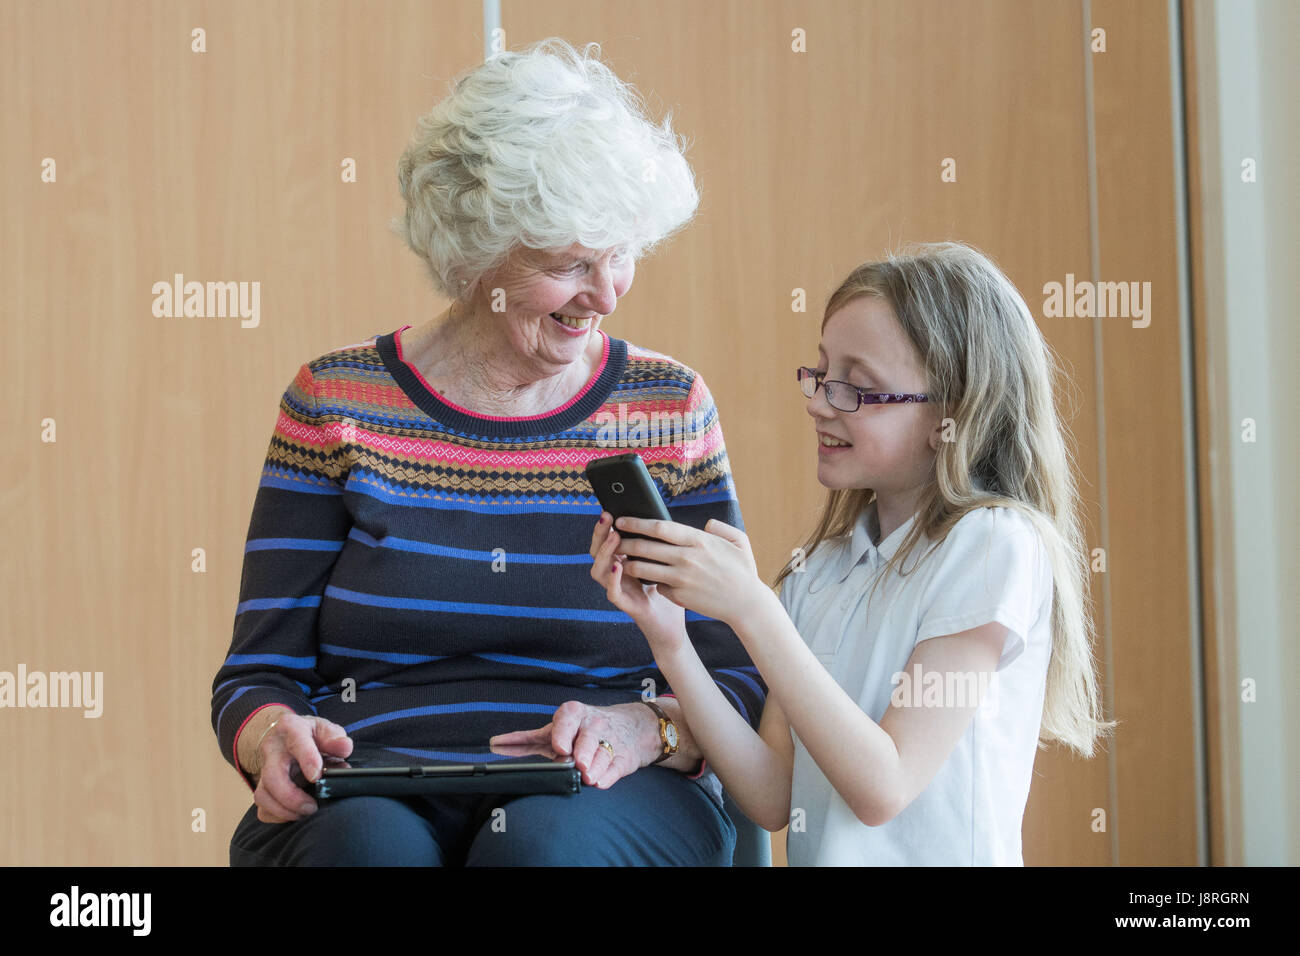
1, 0, 484, 865
1091, 0, 1198, 864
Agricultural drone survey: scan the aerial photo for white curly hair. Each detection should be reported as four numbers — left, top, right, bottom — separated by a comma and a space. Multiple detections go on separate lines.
390, 37, 700, 302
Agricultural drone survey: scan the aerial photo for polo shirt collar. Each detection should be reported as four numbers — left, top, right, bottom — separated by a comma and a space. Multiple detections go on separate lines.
809, 479, 990, 592
809, 499, 917, 592
850, 500, 915, 572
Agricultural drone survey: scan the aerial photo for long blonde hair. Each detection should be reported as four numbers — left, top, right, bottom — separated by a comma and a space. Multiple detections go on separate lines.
773, 241, 1115, 756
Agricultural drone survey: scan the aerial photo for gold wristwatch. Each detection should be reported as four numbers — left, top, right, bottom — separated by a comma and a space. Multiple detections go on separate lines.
641, 698, 679, 764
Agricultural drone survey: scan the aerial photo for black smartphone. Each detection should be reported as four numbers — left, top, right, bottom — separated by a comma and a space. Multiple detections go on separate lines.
583, 453, 672, 568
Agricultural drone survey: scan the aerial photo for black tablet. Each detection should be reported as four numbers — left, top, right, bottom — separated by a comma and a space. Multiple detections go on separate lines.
294, 744, 581, 800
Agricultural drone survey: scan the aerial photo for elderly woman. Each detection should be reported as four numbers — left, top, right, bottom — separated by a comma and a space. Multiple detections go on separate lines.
211, 38, 765, 866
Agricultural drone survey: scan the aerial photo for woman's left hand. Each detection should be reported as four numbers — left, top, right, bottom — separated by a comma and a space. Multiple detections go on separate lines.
489, 701, 661, 789
609, 516, 764, 626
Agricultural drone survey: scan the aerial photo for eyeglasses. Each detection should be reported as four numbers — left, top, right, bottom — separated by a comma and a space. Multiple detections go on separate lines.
796, 367, 929, 412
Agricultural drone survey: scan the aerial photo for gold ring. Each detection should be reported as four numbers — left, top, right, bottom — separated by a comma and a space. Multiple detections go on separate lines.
597, 739, 615, 759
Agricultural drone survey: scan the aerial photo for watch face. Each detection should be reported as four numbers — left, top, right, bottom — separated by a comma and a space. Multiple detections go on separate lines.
665, 723, 678, 748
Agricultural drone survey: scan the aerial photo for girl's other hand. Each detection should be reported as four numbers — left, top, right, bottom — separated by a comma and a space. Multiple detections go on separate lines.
608, 516, 763, 626
589, 512, 687, 653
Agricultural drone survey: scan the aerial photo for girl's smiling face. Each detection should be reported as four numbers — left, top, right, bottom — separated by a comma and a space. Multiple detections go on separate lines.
807, 296, 944, 497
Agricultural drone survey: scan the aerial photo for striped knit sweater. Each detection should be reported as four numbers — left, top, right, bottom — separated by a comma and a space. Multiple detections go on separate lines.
211, 324, 767, 808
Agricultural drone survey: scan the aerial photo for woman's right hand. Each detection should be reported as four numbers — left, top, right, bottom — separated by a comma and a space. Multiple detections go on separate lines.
589, 512, 688, 654
245, 709, 353, 824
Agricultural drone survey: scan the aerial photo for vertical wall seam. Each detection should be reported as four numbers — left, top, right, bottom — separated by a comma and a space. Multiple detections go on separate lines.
1168, 0, 1210, 869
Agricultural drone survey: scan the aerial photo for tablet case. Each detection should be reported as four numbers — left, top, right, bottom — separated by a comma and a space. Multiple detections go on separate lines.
304, 745, 582, 799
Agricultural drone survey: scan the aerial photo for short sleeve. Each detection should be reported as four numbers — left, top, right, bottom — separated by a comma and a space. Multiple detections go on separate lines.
914, 507, 1050, 669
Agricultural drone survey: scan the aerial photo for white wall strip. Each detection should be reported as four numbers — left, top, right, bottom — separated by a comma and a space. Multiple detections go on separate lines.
483, 0, 501, 60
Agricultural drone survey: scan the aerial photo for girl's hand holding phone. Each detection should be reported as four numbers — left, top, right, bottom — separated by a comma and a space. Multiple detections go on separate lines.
589, 511, 687, 653
597, 514, 764, 627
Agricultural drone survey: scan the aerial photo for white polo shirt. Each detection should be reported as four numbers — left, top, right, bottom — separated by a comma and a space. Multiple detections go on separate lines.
780, 496, 1054, 866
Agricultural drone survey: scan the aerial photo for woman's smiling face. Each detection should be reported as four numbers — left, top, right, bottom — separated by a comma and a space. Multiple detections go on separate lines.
481, 242, 635, 370
807, 296, 943, 496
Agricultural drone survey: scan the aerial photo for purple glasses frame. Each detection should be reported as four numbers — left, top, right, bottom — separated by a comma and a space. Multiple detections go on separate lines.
796, 366, 929, 412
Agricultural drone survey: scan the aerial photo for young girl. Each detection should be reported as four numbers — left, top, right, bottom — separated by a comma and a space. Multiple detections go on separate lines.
589, 241, 1114, 865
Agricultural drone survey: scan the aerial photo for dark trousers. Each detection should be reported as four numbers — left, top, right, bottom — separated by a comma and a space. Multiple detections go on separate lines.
230, 765, 735, 866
